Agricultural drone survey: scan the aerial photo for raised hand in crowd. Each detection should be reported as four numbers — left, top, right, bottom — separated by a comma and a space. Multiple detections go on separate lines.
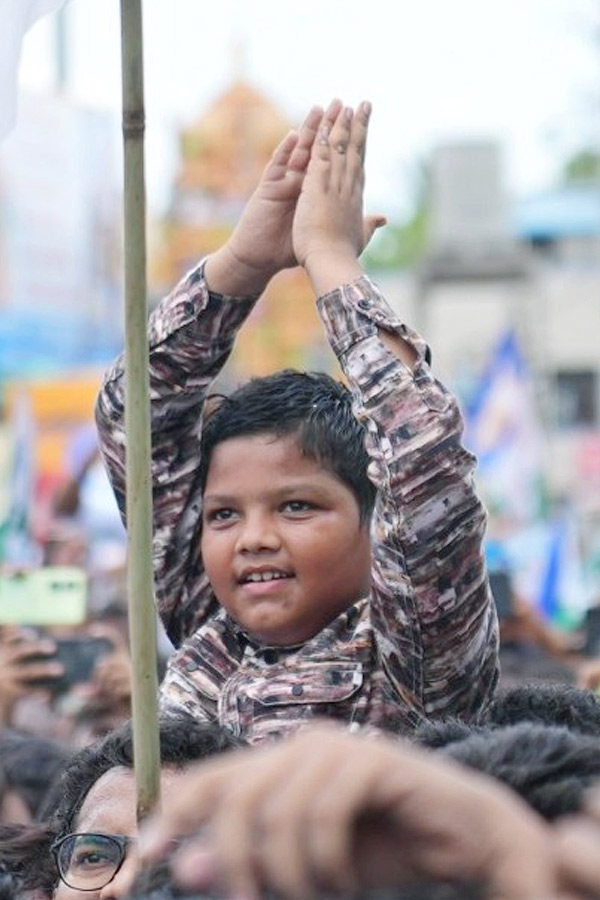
135, 725, 558, 900
292, 100, 415, 368
205, 99, 385, 297
83, 621, 132, 707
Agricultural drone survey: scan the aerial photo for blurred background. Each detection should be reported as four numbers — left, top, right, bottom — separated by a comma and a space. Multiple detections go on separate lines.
1, 0, 599, 638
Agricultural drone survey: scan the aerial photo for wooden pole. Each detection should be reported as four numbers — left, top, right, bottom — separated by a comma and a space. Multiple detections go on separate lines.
119, 0, 161, 821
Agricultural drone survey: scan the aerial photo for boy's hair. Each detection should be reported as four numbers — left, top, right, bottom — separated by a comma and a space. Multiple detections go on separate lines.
199, 370, 376, 524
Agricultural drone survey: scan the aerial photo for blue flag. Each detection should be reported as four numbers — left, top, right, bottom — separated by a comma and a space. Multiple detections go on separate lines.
466, 329, 544, 523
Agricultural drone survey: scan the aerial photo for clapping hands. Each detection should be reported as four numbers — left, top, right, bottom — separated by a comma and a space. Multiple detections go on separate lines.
205, 99, 385, 298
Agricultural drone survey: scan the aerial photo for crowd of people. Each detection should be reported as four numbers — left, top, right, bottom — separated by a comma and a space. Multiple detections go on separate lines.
3, 97, 600, 900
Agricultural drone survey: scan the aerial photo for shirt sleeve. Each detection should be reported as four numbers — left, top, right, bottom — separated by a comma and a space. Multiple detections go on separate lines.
317, 275, 499, 719
95, 262, 258, 647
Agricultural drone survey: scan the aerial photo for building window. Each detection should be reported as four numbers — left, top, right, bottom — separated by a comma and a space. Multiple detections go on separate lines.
555, 370, 598, 428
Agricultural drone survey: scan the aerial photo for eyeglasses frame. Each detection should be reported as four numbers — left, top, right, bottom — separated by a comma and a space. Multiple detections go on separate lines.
50, 831, 132, 892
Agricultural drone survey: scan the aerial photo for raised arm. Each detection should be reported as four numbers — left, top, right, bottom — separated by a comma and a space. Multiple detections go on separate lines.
96, 106, 331, 646
294, 102, 498, 719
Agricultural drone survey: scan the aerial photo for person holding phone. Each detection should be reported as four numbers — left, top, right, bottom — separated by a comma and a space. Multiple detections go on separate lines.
0, 624, 129, 744
0, 627, 63, 731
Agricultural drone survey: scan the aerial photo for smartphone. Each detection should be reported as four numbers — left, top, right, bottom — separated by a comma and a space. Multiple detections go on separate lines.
0, 567, 87, 626
26, 635, 114, 695
489, 571, 515, 622
583, 607, 600, 657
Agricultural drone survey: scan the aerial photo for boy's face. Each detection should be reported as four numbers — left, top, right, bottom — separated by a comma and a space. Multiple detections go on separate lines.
201, 433, 372, 647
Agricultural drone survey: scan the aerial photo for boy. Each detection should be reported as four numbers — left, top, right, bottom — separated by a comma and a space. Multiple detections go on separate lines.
96, 100, 498, 745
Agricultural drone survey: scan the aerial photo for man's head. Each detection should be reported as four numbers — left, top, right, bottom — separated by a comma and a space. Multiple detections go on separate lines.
481, 683, 600, 736
440, 722, 600, 821
0, 730, 71, 824
41, 714, 241, 837
9, 713, 243, 899
199, 371, 375, 646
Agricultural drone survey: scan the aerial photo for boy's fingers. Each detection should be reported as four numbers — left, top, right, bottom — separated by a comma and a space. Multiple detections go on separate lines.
350, 100, 371, 164
269, 130, 300, 170
312, 105, 352, 181
312, 98, 343, 163
328, 105, 353, 157
323, 97, 343, 130
287, 106, 324, 173
362, 214, 387, 250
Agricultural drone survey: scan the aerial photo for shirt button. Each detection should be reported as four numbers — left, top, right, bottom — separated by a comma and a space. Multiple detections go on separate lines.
185, 661, 198, 673
358, 299, 371, 310
263, 649, 279, 665
291, 684, 304, 697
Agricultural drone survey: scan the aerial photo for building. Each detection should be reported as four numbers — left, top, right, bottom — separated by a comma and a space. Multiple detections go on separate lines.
0, 91, 122, 379
376, 145, 600, 594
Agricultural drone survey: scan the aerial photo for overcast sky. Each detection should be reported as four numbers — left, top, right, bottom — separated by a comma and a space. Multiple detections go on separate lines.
19, 0, 600, 219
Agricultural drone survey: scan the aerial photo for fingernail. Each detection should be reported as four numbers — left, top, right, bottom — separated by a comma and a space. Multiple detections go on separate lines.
344, 106, 353, 122
361, 101, 372, 120
319, 124, 331, 144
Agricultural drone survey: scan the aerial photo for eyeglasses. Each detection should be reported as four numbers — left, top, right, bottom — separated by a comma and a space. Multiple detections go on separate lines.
51, 832, 133, 891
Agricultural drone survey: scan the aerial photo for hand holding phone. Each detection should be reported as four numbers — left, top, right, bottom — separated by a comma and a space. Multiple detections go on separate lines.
45, 635, 115, 696
0, 627, 64, 724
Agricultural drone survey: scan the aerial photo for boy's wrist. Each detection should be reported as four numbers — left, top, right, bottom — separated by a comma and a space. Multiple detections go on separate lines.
304, 249, 364, 297
204, 245, 275, 298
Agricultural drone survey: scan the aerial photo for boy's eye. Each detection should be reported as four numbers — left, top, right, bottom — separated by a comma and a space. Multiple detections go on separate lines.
281, 500, 315, 513
205, 507, 236, 523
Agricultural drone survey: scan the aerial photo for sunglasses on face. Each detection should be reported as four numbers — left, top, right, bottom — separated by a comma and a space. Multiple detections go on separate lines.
51, 832, 133, 891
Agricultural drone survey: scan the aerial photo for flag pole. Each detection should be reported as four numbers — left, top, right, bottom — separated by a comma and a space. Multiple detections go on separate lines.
119, 0, 161, 820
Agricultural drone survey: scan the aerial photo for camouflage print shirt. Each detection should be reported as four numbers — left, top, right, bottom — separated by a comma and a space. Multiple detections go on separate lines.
96, 263, 499, 746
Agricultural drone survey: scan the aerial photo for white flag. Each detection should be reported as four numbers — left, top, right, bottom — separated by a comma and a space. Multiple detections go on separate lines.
0, 0, 69, 142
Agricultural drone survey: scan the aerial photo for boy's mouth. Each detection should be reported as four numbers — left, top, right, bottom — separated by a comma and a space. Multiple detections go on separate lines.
238, 568, 293, 584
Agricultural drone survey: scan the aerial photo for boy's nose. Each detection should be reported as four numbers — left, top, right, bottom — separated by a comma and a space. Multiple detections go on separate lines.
236, 512, 281, 553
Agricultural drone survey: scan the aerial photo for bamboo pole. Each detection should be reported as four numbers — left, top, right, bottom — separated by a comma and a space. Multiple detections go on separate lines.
119, 0, 161, 821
